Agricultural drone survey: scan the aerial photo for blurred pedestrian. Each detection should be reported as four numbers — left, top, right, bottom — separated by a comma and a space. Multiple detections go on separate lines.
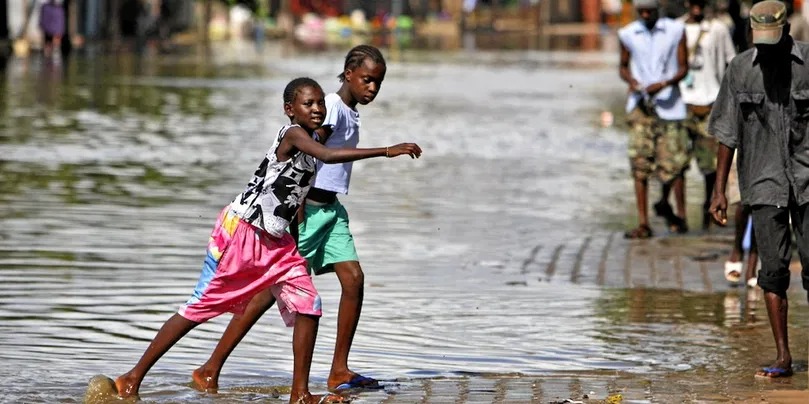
619, 0, 690, 238
677, 0, 736, 230
38, 0, 65, 58
786, 0, 809, 41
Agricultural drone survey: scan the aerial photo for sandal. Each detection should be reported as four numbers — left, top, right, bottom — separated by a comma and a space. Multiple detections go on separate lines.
654, 201, 689, 234
624, 225, 653, 239
330, 374, 381, 392
755, 366, 794, 379
669, 216, 689, 234
724, 261, 742, 283
653, 200, 675, 220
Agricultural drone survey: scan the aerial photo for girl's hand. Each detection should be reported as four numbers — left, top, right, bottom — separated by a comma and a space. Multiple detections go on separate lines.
387, 143, 422, 159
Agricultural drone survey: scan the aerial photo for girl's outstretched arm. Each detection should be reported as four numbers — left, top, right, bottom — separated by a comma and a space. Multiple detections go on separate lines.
280, 126, 422, 163
314, 125, 333, 145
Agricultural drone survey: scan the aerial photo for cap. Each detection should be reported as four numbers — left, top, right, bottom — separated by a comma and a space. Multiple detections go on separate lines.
750, 0, 787, 45
633, 0, 659, 9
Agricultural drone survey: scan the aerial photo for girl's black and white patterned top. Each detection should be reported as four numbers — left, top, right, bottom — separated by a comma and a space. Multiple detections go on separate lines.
229, 124, 316, 237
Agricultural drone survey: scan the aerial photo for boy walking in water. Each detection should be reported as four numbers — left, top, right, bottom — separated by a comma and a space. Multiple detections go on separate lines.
193, 45, 402, 392
619, 0, 691, 238
105, 77, 421, 403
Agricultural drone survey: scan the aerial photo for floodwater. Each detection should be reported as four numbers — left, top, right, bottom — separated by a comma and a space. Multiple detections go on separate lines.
1, 38, 808, 403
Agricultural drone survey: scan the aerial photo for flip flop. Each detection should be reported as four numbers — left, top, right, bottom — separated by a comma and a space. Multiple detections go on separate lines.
755, 366, 793, 379
331, 374, 382, 392
724, 261, 742, 283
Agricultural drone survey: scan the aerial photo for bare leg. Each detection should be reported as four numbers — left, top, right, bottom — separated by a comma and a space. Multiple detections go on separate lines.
729, 204, 746, 263
703, 172, 716, 230
654, 178, 687, 233
672, 175, 687, 227
192, 289, 276, 391
635, 178, 649, 227
53, 35, 63, 60
115, 313, 200, 398
635, 178, 649, 226
746, 211, 759, 284
327, 261, 366, 389
289, 314, 319, 403
757, 291, 792, 376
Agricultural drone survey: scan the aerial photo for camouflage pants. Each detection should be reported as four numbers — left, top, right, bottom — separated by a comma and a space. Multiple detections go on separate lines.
683, 110, 718, 175
627, 107, 690, 183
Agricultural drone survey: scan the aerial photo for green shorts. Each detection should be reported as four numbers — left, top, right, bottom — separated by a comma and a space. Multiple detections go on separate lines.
626, 107, 690, 183
684, 110, 718, 175
297, 199, 359, 275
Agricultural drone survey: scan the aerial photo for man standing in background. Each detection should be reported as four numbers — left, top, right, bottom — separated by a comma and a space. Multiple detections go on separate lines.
619, 0, 690, 238
678, 0, 736, 230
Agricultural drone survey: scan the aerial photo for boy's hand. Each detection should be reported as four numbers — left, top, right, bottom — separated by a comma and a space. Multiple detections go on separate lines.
387, 143, 422, 159
645, 81, 666, 96
628, 78, 642, 93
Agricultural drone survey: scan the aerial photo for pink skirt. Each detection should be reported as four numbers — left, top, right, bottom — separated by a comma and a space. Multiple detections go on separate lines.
179, 207, 322, 326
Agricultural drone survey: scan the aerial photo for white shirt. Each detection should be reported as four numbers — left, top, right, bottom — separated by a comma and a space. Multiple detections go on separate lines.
618, 18, 687, 120
313, 93, 360, 194
678, 18, 736, 106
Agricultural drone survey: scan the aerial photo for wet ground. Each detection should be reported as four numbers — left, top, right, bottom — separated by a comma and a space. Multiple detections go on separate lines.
1, 37, 809, 403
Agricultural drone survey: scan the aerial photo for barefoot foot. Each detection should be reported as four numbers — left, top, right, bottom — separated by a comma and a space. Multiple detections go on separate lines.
290, 392, 351, 403
192, 367, 219, 392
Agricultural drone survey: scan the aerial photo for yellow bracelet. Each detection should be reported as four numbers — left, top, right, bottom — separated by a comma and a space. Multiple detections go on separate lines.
386, 147, 389, 158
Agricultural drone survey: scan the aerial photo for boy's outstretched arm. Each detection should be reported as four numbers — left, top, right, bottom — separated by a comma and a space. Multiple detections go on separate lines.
281, 127, 421, 163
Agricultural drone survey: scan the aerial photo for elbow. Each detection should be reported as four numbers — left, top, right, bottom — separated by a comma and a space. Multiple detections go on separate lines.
320, 152, 339, 164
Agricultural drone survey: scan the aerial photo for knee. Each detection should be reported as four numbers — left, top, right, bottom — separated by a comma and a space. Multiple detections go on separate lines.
758, 270, 790, 297
337, 263, 364, 292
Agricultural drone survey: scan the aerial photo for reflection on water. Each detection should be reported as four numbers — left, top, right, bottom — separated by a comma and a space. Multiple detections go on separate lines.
1, 43, 807, 402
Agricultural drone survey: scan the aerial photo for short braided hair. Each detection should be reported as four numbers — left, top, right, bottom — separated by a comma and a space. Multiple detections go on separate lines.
283, 77, 322, 104
338, 45, 386, 82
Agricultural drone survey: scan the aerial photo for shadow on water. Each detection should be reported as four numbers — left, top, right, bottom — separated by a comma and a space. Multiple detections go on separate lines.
0, 39, 808, 403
